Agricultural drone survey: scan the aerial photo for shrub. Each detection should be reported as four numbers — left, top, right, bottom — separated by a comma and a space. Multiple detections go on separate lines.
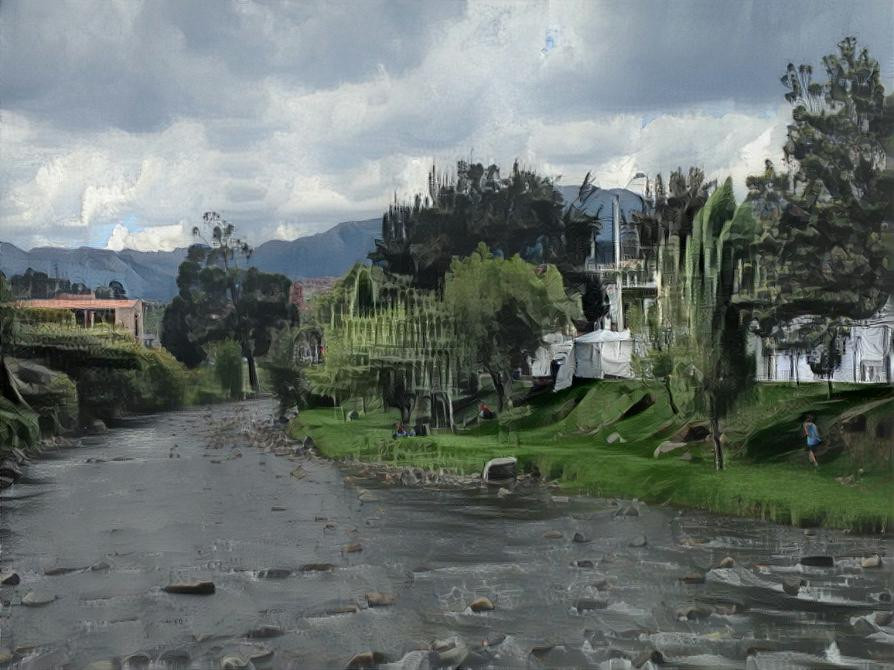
213, 340, 244, 400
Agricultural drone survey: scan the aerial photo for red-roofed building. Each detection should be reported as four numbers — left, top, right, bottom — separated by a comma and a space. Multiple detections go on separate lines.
20, 295, 145, 342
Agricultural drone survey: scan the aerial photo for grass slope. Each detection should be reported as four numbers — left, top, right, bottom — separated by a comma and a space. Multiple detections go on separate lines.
290, 381, 893, 532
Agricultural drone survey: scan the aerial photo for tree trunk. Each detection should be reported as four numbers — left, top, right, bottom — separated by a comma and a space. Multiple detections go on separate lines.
488, 367, 506, 412
710, 415, 724, 471
826, 377, 833, 400
246, 352, 260, 394
663, 378, 679, 415
400, 403, 411, 425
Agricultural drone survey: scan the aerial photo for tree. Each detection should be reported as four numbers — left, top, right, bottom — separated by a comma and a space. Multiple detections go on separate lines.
162, 213, 291, 392
443, 244, 580, 411
663, 180, 757, 470
750, 37, 890, 329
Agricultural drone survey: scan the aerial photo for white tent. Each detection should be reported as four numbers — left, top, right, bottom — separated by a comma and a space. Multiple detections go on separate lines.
529, 332, 574, 377
554, 329, 635, 391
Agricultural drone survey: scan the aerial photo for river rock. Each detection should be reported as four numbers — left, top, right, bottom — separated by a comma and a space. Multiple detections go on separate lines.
800, 555, 834, 568
123, 652, 152, 668
432, 638, 467, 667
163, 580, 215, 595
344, 542, 363, 553
0, 460, 22, 480
680, 572, 706, 584
496, 487, 511, 498
862, 554, 882, 569
358, 490, 379, 503
628, 534, 648, 548
614, 505, 639, 517
90, 419, 108, 433
246, 625, 285, 638
573, 559, 595, 569
220, 655, 249, 669
10, 447, 27, 465
90, 560, 111, 571
346, 651, 386, 669
22, 590, 56, 607
45, 565, 83, 576
675, 604, 714, 620
303, 436, 316, 450
572, 532, 591, 544
0, 648, 12, 664
876, 611, 893, 626
469, 596, 495, 612
0, 476, 14, 489
300, 563, 335, 573
543, 530, 563, 540
0, 570, 20, 586
575, 598, 608, 612
782, 576, 805, 596
365, 591, 395, 607
258, 568, 292, 579
717, 556, 736, 568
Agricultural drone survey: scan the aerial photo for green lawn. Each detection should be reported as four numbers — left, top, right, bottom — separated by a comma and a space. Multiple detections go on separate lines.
290, 380, 893, 532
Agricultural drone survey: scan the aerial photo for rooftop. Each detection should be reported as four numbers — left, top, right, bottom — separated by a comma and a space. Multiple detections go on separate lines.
19, 298, 141, 310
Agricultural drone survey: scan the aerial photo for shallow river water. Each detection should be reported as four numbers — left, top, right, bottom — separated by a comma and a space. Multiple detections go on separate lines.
1, 401, 892, 669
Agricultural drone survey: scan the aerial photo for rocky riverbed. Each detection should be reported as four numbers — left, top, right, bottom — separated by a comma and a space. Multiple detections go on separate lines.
1, 400, 891, 669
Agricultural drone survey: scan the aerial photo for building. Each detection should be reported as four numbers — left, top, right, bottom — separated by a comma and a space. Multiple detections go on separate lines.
20, 295, 145, 341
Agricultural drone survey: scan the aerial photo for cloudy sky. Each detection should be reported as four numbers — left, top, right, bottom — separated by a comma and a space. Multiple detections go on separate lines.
1, 0, 891, 251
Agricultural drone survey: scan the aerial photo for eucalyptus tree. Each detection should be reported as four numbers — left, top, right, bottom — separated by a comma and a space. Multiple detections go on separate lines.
162, 213, 291, 392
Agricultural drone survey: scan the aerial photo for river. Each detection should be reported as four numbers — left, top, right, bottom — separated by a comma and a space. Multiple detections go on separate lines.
1, 401, 891, 669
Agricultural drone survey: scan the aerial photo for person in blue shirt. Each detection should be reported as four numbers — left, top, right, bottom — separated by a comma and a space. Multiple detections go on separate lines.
802, 414, 821, 467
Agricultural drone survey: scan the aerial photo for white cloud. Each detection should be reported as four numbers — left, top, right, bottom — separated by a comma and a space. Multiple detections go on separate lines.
3, 1, 883, 251
105, 222, 190, 252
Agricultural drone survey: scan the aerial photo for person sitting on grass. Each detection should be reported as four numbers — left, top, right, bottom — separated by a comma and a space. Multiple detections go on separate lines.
802, 414, 821, 468
392, 422, 415, 439
479, 403, 495, 420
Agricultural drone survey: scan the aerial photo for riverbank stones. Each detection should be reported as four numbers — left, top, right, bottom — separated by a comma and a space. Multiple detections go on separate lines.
862, 554, 882, 568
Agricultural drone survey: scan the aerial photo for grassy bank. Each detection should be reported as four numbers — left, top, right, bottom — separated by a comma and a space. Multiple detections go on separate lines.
289, 380, 893, 532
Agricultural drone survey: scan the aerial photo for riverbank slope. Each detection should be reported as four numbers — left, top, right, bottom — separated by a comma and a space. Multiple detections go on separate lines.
290, 381, 892, 532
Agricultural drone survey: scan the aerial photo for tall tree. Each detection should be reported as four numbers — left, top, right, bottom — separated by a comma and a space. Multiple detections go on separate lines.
662, 180, 757, 470
750, 37, 890, 330
162, 213, 291, 391
443, 244, 580, 411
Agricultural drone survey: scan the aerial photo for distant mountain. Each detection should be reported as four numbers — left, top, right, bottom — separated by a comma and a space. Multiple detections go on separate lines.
0, 218, 380, 301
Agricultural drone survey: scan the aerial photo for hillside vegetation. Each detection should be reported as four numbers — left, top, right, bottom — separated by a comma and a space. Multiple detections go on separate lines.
291, 381, 893, 532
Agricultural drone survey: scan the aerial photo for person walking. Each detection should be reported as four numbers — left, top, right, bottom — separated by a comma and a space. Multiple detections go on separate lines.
802, 414, 821, 467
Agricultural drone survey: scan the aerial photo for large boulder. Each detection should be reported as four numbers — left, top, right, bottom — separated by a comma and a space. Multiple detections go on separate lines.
7, 358, 78, 432
671, 421, 711, 443
653, 441, 688, 459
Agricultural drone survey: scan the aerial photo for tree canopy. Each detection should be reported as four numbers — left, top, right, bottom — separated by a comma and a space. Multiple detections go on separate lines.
443, 244, 580, 410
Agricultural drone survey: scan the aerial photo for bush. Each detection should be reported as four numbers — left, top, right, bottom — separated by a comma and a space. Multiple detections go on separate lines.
213, 340, 244, 400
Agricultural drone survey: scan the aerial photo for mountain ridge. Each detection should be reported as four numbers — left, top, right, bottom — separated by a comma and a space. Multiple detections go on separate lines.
0, 218, 381, 301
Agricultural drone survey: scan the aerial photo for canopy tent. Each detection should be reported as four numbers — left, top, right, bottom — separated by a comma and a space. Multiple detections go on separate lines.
554, 329, 634, 391
528, 332, 574, 377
